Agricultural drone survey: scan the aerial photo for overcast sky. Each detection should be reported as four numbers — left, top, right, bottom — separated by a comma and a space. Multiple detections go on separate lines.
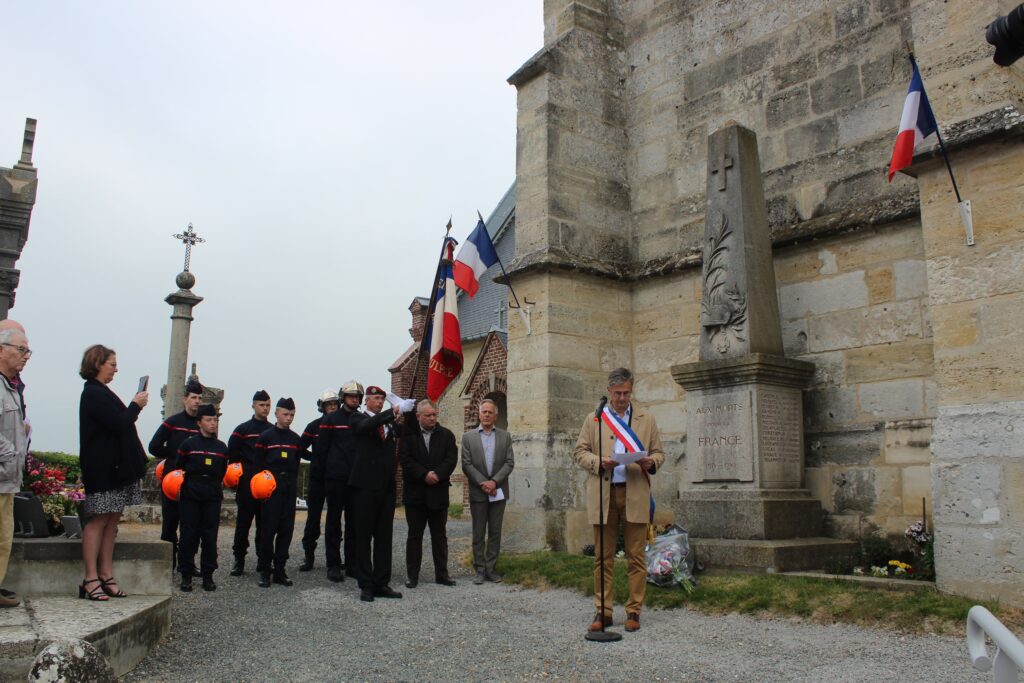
0, 1, 542, 453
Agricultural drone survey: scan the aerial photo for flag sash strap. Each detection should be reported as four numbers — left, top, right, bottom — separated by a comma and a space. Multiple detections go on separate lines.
600, 406, 645, 453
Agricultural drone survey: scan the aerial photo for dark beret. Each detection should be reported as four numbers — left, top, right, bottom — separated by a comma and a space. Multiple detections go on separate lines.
197, 404, 219, 418
277, 397, 296, 411
252, 389, 270, 402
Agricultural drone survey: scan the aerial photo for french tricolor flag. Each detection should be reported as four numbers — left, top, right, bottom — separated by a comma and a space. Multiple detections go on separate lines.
453, 219, 499, 298
426, 238, 463, 401
887, 62, 938, 182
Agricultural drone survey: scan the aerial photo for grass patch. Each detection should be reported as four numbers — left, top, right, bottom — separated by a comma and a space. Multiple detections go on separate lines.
448, 503, 464, 519
497, 551, 1024, 635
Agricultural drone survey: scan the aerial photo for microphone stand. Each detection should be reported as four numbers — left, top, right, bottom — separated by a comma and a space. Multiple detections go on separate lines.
585, 396, 621, 642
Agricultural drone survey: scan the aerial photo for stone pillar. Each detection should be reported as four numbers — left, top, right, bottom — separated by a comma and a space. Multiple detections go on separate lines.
0, 119, 38, 318
504, 0, 630, 552
162, 271, 202, 418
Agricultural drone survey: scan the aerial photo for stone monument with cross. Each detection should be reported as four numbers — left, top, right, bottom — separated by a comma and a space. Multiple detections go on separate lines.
670, 122, 855, 570
160, 223, 205, 418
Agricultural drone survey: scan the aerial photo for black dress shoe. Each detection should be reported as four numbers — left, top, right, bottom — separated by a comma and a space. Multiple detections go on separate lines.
299, 552, 315, 572
360, 589, 375, 602
485, 572, 503, 583
436, 577, 456, 586
405, 577, 418, 589
272, 569, 293, 586
202, 574, 216, 592
230, 559, 244, 577
373, 586, 403, 599
258, 571, 272, 588
327, 567, 345, 583
180, 575, 193, 592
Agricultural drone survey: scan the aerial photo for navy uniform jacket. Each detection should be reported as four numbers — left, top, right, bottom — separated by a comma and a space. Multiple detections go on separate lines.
177, 434, 229, 501
228, 417, 272, 474
318, 406, 360, 481
300, 416, 328, 479
255, 426, 307, 484
149, 410, 199, 471
348, 409, 398, 491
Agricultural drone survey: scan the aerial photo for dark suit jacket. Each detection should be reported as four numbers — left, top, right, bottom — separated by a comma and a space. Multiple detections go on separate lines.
347, 409, 398, 491
79, 378, 147, 494
400, 421, 458, 509
460, 427, 514, 504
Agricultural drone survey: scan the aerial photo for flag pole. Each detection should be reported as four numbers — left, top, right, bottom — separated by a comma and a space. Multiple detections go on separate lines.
477, 210, 532, 335
907, 52, 974, 246
408, 219, 454, 400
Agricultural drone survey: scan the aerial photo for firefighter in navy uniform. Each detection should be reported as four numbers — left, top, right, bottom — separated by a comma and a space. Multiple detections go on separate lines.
254, 397, 307, 588
176, 404, 229, 592
318, 381, 364, 582
227, 389, 272, 576
149, 380, 203, 570
298, 390, 340, 573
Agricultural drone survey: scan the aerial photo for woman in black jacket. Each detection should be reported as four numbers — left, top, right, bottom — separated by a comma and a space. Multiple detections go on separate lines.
78, 344, 149, 601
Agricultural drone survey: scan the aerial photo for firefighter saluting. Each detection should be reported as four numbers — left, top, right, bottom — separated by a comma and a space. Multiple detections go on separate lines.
175, 404, 229, 592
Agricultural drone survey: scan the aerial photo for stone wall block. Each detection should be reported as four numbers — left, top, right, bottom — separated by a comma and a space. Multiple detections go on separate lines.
766, 85, 810, 130
684, 52, 741, 99
929, 300, 980, 351
772, 52, 818, 91
837, 94, 898, 146
933, 461, 1003, 525
779, 270, 869, 319
846, 341, 933, 383
831, 466, 876, 514
980, 292, 1024, 344
893, 259, 928, 301
804, 385, 860, 431
883, 420, 933, 464
782, 115, 839, 163
809, 64, 863, 114
801, 350, 846, 386
862, 300, 924, 345
781, 318, 809, 356
858, 379, 924, 419
835, 0, 871, 37
900, 464, 932, 515
860, 47, 911, 98
865, 266, 893, 304
807, 308, 865, 352
934, 348, 1024, 405
931, 402, 1024, 461
806, 425, 883, 467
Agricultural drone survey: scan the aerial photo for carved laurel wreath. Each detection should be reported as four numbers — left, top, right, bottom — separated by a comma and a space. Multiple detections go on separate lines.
700, 213, 747, 353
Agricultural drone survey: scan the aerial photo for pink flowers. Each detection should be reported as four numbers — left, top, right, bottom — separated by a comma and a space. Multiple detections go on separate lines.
23, 454, 84, 525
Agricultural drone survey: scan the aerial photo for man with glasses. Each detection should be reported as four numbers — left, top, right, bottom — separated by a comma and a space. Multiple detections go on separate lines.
0, 326, 29, 608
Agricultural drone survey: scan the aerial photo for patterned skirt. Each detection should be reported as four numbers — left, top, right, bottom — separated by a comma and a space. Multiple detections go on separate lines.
82, 480, 142, 517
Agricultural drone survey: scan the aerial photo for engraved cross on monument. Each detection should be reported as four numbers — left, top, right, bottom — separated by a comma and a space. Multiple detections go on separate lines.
161, 224, 205, 417
665, 124, 852, 571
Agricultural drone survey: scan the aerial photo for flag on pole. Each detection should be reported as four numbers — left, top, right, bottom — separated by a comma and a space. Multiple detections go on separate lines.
427, 238, 463, 401
453, 219, 499, 298
887, 61, 938, 181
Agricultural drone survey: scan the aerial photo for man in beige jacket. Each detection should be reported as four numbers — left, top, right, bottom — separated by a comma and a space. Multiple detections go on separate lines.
573, 367, 664, 633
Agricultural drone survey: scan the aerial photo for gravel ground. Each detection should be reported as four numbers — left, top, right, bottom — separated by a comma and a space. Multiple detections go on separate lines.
125, 514, 984, 683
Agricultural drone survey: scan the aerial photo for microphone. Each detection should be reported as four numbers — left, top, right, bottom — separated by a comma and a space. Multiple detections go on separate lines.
594, 396, 607, 418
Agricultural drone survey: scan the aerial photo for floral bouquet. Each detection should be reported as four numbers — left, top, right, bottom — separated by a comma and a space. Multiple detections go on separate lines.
23, 454, 85, 532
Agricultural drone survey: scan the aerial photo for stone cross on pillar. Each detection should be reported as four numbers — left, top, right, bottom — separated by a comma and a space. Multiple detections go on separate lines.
0, 119, 39, 319
162, 226, 205, 418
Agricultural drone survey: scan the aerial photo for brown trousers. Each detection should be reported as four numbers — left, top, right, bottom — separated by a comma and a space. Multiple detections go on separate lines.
592, 484, 647, 616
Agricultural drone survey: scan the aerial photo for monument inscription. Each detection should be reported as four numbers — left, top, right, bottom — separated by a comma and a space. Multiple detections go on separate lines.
757, 387, 803, 486
693, 389, 754, 482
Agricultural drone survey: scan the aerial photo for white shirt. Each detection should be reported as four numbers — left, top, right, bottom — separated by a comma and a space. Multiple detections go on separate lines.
610, 404, 631, 484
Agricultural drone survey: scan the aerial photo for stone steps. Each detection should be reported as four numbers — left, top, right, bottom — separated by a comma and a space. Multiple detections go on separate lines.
690, 537, 859, 573
0, 596, 170, 682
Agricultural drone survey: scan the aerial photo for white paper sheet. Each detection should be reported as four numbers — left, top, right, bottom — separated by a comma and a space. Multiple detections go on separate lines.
488, 488, 505, 503
611, 450, 647, 466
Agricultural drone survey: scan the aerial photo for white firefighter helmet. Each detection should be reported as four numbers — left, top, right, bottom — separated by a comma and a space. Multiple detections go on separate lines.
317, 389, 341, 412
339, 380, 364, 397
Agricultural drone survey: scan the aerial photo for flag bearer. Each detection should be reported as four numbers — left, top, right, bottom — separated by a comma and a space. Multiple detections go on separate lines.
254, 397, 306, 587
227, 389, 272, 576
176, 404, 228, 592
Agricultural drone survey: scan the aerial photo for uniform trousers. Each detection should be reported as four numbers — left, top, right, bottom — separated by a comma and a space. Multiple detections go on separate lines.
160, 497, 179, 544
593, 484, 648, 616
301, 473, 326, 554
178, 481, 222, 576
469, 499, 506, 576
257, 478, 297, 571
233, 472, 263, 560
350, 486, 395, 590
405, 503, 449, 581
323, 478, 353, 569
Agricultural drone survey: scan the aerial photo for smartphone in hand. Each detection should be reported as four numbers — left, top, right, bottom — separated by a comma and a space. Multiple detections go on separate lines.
138, 375, 149, 393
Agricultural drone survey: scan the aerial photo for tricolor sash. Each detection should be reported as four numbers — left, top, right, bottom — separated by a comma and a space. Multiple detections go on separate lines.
600, 406, 645, 452
600, 405, 655, 523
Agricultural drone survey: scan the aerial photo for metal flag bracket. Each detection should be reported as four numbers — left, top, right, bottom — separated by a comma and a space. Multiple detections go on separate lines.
958, 199, 975, 247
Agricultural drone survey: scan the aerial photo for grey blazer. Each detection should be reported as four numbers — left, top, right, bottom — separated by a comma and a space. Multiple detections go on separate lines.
460, 427, 514, 504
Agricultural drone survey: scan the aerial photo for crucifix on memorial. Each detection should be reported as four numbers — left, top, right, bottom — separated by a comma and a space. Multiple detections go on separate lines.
709, 151, 733, 191
161, 223, 205, 417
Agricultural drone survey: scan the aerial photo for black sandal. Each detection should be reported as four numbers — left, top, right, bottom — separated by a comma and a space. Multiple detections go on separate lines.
79, 578, 109, 601
99, 577, 127, 598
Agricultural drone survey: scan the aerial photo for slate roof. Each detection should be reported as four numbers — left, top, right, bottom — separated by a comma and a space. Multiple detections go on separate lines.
457, 182, 515, 344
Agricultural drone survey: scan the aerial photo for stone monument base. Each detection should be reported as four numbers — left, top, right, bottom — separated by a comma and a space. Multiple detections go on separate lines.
689, 537, 859, 573
675, 489, 824, 539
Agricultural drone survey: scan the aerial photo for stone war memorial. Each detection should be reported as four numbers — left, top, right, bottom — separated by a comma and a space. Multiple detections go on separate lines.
495, 0, 1024, 608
